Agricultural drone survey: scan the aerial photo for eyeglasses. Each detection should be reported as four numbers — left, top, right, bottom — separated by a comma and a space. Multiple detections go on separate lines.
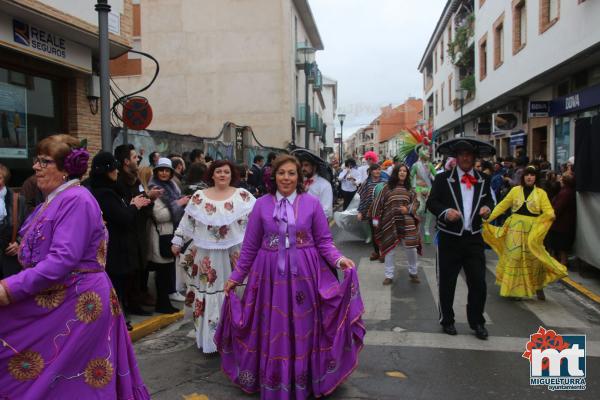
33, 157, 56, 168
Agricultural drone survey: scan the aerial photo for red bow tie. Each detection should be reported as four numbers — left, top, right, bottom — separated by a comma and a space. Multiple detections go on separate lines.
461, 173, 478, 189
304, 178, 314, 188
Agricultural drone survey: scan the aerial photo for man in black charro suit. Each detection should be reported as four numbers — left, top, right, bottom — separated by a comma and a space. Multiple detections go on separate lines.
427, 139, 495, 340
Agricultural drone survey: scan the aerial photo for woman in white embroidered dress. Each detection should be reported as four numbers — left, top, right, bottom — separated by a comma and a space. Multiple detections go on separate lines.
171, 160, 255, 353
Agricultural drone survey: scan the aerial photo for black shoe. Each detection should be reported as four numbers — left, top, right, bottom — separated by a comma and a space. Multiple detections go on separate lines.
442, 324, 457, 336
473, 325, 488, 340
125, 306, 152, 316
126, 321, 134, 331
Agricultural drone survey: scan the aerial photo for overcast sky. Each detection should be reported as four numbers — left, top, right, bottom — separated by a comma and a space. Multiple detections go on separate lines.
310, 0, 446, 136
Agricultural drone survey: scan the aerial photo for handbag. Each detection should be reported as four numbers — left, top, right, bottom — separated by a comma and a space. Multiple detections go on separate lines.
152, 218, 174, 259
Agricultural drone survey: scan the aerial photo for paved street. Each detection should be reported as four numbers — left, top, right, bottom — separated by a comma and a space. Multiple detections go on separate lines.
135, 225, 600, 399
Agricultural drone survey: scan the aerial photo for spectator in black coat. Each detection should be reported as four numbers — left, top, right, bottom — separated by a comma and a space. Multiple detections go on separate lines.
247, 154, 265, 195
89, 152, 151, 328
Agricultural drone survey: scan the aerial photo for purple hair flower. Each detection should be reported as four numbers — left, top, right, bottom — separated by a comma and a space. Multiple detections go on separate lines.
64, 148, 90, 177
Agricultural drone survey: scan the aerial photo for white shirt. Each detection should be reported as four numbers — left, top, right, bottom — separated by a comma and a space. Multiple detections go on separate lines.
305, 175, 333, 218
457, 168, 475, 231
275, 190, 298, 204
338, 168, 359, 192
356, 165, 369, 186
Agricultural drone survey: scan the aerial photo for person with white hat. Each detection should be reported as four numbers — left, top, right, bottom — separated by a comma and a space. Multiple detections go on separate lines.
147, 158, 190, 313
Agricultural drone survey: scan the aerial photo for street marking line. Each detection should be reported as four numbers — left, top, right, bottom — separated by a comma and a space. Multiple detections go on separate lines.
561, 277, 600, 305
422, 261, 493, 324
358, 257, 391, 320
129, 310, 184, 342
364, 330, 600, 357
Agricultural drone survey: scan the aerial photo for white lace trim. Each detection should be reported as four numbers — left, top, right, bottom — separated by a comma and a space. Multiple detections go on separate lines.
184, 188, 256, 226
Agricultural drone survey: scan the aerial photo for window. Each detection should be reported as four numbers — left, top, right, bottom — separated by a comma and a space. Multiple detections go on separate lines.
493, 13, 505, 69
440, 38, 445, 63
479, 33, 488, 80
0, 66, 64, 185
448, 25, 452, 42
512, 0, 526, 54
441, 83, 445, 111
448, 74, 453, 106
540, 0, 560, 34
434, 49, 438, 73
435, 91, 439, 115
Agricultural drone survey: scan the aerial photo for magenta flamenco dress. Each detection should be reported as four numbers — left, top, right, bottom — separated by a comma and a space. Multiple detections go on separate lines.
0, 183, 150, 400
215, 192, 365, 400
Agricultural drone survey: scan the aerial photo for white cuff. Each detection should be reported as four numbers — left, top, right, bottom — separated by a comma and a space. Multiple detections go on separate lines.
439, 208, 452, 221
171, 236, 184, 247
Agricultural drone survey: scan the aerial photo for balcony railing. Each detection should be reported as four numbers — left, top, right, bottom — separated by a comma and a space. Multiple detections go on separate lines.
309, 112, 318, 132
297, 104, 307, 125
313, 69, 323, 91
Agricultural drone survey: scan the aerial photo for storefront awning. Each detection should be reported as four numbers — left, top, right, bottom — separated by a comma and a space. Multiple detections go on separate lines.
0, 0, 130, 60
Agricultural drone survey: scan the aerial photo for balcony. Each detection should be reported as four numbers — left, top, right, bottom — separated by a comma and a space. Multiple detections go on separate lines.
297, 104, 307, 125
309, 112, 319, 132
313, 69, 323, 91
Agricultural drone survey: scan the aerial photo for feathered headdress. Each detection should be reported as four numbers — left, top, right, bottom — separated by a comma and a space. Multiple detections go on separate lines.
397, 127, 433, 167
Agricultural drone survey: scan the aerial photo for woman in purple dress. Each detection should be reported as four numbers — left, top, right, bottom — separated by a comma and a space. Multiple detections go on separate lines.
0, 135, 149, 400
216, 155, 365, 400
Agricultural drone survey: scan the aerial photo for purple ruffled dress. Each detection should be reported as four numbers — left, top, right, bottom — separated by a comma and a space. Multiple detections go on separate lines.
215, 193, 365, 400
0, 184, 149, 400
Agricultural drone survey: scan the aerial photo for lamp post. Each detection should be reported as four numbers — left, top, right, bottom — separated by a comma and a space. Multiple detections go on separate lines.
456, 88, 468, 137
296, 41, 316, 149
338, 113, 346, 163
96, 0, 112, 151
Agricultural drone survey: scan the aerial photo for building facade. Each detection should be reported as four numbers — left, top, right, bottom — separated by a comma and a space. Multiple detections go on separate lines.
377, 98, 423, 159
418, 0, 600, 168
0, 0, 133, 185
111, 0, 334, 153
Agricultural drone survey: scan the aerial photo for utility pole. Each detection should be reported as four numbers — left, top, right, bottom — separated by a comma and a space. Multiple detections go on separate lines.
96, 0, 112, 151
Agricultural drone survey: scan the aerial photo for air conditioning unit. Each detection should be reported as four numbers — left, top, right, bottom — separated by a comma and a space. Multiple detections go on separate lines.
492, 112, 520, 133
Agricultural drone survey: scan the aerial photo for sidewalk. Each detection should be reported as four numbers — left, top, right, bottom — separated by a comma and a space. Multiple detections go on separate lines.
561, 258, 600, 304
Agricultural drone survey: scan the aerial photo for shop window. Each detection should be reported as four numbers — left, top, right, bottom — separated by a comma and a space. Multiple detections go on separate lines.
0, 66, 64, 185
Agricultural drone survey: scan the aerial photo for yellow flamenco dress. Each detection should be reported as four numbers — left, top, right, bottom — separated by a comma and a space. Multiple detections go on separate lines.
482, 185, 567, 298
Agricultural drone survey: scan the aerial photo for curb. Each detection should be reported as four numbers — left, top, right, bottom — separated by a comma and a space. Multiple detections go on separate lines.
129, 310, 184, 342
560, 277, 600, 305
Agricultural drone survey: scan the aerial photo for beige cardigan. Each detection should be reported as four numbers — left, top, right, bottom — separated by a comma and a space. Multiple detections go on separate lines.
147, 198, 175, 264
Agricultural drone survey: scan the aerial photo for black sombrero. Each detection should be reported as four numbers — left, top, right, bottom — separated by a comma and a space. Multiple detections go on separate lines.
436, 138, 496, 158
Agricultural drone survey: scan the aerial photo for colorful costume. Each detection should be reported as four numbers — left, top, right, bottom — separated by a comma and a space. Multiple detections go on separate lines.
173, 188, 255, 353
0, 182, 149, 400
372, 184, 421, 280
398, 129, 436, 243
215, 193, 365, 400
483, 186, 568, 298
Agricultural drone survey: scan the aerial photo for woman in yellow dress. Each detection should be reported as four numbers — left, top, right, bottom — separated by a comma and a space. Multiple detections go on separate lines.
483, 166, 567, 299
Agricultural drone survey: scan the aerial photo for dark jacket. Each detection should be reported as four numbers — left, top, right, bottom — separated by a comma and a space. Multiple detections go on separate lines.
550, 186, 576, 234
247, 163, 263, 194
427, 168, 495, 236
0, 188, 26, 278
116, 170, 153, 272
90, 175, 138, 276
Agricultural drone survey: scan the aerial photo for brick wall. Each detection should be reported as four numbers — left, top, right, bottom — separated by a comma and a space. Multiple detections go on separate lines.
67, 77, 102, 156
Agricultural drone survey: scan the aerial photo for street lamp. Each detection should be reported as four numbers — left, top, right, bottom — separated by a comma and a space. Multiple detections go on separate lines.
456, 88, 468, 137
296, 41, 316, 149
338, 113, 346, 163
96, 0, 112, 151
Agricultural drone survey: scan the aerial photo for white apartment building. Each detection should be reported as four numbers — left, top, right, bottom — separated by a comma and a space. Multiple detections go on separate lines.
112, 0, 334, 153
321, 75, 338, 159
419, 0, 600, 167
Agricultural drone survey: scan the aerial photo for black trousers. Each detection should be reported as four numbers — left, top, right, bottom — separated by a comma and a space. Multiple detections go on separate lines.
369, 220, 379, 255
436, 231, 487, 329
148, 261, 175, 310
341, 190, 357, 210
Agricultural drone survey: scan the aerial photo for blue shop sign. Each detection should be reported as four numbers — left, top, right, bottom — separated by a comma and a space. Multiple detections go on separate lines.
510, 130, 527, 146
550, 83, 600, 116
